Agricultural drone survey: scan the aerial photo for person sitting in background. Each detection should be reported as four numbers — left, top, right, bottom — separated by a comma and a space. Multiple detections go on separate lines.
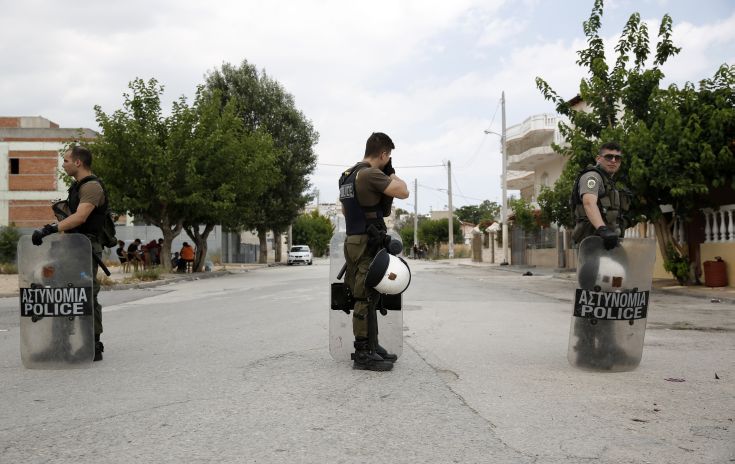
127, 238, 142, 270
180, 242, 195, 272
116, 240, 127, 265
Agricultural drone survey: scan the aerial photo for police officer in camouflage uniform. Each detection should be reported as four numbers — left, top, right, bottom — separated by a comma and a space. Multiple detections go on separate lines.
32, 145, 111, 362
572, 141, 630, 248
339, 132, 409, 371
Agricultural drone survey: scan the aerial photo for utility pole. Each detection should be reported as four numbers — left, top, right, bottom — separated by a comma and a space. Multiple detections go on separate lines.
501, 91, 509, 265
413, 178, 418, 253
483, 92, 509, 265
447, 160, 454, 259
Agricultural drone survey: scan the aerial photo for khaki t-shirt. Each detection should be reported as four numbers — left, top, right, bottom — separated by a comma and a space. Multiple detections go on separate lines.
355, 167, 391, 206
78, 181, 105, 208
578, 171, 603, 200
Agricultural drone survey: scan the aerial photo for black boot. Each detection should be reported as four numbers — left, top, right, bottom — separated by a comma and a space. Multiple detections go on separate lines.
94, 334, 104, 362
375, 344, 397, 362
352, 339, 393, 371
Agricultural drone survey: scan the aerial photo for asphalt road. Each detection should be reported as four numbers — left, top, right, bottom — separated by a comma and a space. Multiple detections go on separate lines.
0, 260, 732, 463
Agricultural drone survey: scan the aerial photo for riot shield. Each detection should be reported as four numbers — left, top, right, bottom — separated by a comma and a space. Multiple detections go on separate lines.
18, 234, 95, 369
329, 231, 404, 361
568, 236, 656, 372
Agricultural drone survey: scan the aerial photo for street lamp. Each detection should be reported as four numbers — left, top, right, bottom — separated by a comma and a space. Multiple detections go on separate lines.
484, 91, 509, 265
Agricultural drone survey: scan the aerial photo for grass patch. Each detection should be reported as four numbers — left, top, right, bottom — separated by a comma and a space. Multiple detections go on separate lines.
133, 267, 163, 282
0, 262, 17, 274
98, 274, 116, 287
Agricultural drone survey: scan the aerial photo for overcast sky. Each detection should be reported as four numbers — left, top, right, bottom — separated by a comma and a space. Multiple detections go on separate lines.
1, 0, 733, 214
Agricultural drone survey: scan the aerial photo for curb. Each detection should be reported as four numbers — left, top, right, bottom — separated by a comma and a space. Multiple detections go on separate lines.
0, 264, 274, 298
450, 260, 735, 304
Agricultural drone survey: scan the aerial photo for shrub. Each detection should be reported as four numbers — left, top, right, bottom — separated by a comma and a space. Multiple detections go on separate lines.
0, 224, 21, 263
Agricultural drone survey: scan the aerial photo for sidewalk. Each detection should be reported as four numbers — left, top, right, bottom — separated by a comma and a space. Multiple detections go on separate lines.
442, 257, 735, 303
0, 262, 272, 298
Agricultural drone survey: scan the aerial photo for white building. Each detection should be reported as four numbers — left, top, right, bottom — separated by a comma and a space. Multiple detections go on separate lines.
505, 113, 567, 204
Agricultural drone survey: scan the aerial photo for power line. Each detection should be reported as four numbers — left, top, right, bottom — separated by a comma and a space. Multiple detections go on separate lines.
418, 183, 485, 203
460, 97, 502, 169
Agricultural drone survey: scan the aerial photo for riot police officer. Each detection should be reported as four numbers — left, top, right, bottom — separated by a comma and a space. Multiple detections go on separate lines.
339, 132, 409, 371
32, 145, 112, 361
571, 141, 635, 369
572, 141, 630, 248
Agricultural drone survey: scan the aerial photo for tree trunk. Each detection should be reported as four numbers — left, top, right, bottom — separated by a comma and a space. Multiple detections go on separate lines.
257, 227, 268, 264
654, 216, 689, 283
185, 224, 214, 272
152, 211, 184, 272
273, 230, 282, 262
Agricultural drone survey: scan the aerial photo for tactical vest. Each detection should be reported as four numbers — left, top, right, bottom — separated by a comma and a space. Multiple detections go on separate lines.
572, 165, 629, 242
339, 162, 385, 235
68, 175, 112, 245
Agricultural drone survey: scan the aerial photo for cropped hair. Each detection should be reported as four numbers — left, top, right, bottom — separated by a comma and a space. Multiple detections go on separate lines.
598, 141, 622, 155
68, 145, 93, 168
364, 132, 395, 158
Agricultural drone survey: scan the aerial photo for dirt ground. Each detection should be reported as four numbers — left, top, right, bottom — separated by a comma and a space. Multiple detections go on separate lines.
0, 264, 130, 296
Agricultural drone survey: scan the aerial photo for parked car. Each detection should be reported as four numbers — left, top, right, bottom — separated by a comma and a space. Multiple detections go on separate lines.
287, 245, 313, 265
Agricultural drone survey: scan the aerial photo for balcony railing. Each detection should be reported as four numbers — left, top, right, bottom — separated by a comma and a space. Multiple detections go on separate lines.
505, 114, 562, 141
702, 205, 735, 242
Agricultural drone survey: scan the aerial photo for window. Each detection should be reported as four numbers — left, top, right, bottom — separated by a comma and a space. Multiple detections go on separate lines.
10, 158, 19, 175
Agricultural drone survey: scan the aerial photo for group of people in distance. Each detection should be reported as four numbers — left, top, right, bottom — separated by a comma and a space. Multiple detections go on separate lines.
411, 243, 429, 260
116, 239, 196, 272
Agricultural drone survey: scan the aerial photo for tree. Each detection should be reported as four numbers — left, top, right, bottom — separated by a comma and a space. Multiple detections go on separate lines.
205, 61, 319, 263
292, 210, 334, 257
419, 218, 462, 248
455, 200, 500, 225
509, 197, 539, 232
534, 0, 732, 279
179, 88, 280, 271
625, 65, 735, 263
0, 224, 21, 263
92, 78, 190, 270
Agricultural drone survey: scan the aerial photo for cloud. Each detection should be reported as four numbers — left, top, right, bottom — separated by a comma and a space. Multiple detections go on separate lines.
662, 13, 735, 85
476, 18, 529, 47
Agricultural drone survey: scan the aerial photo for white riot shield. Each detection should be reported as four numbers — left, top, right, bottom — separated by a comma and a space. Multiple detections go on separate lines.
18, 234, 95, 369
569, 236, 656, 371
329, 231, 404, 361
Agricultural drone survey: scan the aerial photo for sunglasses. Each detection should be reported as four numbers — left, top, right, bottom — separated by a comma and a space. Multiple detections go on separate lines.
602, 154, 623, 162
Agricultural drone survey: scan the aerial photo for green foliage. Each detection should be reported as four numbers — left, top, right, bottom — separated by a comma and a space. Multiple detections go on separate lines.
534, 1, 735, 272
179, 87, 280, 270
399, 225, 415, 248
0, 263, 18, 274
625, 65, 735, 221
535, 0, 681, 226
0, 224, 21, 263
132, 267, 163, 282
418, 218, 462, 246
292, 210, 334, 257
509, 198, 539, 232
91, 78, 189, 270
205, 61, 319, 262
663, 245, 689, 285
455, 200, 500, 225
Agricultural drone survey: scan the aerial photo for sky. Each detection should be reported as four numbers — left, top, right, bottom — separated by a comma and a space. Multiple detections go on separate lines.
1, 0, 733, 215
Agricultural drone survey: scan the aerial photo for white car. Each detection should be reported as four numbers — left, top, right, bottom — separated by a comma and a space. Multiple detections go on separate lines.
287, 245, 313, 265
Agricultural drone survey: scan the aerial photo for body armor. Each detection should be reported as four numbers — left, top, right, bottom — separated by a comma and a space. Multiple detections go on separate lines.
67, 176, 110, 243
572, 165, 630, 243
339, 163, 385, 235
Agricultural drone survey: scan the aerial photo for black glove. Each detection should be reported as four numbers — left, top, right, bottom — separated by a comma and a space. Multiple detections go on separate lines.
595, 225, 619, 250
382, 157, 395, 176
31, 223, 58, 246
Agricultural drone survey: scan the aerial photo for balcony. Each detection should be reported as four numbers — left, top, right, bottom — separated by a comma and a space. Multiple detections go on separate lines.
506, 170, 534, 190
505, 114, 566, 171
507, 145, 561, 171
506, 114, 561, 146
